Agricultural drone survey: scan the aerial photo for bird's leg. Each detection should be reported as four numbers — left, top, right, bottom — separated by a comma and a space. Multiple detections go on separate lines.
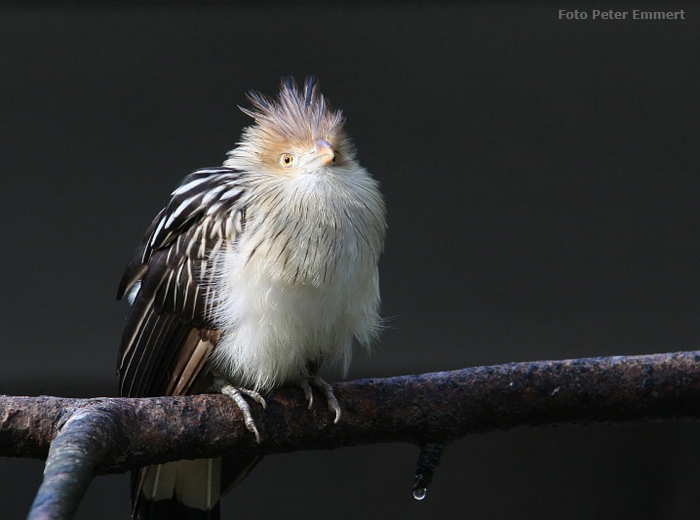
210, 376, 266, 443
300, 376, 341, 424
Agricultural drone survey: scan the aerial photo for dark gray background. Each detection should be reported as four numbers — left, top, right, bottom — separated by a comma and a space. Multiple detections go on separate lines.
2, 3, 699, 519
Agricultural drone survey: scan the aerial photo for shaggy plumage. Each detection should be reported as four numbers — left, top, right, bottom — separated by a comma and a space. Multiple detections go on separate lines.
117, 77, 386, 519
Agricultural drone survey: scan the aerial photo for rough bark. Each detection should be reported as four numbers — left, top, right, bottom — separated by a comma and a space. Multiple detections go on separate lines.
1, 351, 700, 519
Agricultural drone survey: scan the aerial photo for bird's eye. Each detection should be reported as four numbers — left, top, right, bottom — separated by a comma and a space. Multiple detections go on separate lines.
280, 154, 294, 167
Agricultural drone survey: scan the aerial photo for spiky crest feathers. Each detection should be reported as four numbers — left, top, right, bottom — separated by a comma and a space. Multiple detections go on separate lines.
227, 77, 354, 171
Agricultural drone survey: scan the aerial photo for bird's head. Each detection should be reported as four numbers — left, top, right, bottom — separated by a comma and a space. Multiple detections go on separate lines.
225, 77, 357, 176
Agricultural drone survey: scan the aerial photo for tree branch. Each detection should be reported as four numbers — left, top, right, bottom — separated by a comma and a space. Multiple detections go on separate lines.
2, 350, 700, 518
26, 406, 127, 519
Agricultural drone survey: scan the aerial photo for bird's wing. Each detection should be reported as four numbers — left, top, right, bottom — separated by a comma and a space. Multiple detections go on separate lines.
118, 167, 249, 519
117, 167, 246, 398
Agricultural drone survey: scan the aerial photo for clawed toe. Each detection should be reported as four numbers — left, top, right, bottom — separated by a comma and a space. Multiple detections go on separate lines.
210, 373, 341, 442
212, 377, 264, 443
300, 379, 314, 409
237, 386, 267, 409
300, 376, 341, 423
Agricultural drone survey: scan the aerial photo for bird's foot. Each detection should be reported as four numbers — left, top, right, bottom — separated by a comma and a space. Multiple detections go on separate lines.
299, 376, 341, 424
211, 377, 266, 443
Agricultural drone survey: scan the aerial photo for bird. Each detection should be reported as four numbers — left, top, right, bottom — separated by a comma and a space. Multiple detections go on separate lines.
116, 76, 387, 519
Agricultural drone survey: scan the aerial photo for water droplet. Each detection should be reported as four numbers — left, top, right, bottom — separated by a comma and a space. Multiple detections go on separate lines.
413, 487, 427, 501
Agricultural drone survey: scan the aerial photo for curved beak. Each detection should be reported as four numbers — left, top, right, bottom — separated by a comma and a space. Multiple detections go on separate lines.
315, 139, 335, 165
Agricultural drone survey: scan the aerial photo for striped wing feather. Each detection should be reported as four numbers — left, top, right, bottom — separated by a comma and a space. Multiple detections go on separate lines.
117, 168, 243, 398
117, 168, 245, 518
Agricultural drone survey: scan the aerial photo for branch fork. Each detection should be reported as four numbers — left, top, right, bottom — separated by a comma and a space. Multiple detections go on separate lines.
2, 351, 700, 519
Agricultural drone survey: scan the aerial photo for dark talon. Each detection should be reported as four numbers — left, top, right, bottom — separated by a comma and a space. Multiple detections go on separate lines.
300, 376, 341, 422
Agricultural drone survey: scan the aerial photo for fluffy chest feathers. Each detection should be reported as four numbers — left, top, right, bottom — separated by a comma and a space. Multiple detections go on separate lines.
211, 169, 385, 391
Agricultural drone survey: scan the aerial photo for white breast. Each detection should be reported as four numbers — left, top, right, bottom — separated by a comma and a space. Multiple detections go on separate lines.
210, 169, 384, 391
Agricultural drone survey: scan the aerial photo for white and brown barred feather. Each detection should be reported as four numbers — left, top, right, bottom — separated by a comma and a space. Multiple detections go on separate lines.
116, 168, 251, 519
117, 76, 386, 519
117, 168, 245, 398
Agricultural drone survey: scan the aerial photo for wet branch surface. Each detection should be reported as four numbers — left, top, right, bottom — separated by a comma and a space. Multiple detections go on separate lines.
3, 350, 700, 518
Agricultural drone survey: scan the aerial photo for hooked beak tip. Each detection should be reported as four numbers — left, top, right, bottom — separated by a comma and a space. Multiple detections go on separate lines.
315, 140, 335, 165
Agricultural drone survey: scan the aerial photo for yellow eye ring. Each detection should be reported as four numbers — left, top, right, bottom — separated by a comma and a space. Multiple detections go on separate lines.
280, 153, 294, 167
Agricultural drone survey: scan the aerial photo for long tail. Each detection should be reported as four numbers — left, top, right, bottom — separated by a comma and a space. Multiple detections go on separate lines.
132, 458, 222, 520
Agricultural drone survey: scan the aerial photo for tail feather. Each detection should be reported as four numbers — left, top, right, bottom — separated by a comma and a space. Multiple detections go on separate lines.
175, 459, 222, 510
133, 459, 221, 520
